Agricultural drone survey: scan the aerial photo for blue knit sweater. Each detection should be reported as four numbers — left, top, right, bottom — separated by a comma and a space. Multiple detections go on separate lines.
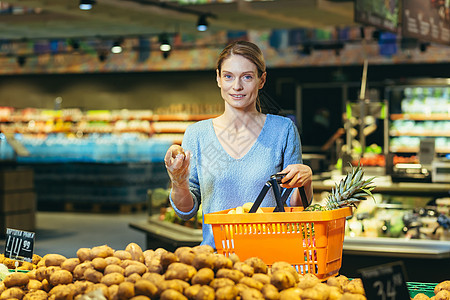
169, 114, 302, 248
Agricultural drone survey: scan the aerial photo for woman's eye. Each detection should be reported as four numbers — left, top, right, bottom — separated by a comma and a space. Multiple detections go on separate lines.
243, 75, 253, 80
223, 74, 233, 80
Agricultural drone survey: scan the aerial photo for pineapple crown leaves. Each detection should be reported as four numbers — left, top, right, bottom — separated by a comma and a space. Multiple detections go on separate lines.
325, 164, 376, 209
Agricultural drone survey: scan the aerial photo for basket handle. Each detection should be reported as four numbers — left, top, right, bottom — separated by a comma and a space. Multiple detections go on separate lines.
249, 174, 291, 213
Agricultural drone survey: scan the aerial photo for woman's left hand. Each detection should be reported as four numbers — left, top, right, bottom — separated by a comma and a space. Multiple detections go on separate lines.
279, 164, 312, 189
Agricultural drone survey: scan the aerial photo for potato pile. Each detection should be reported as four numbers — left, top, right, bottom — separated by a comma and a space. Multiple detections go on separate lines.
0, 243, 448, 300
412, 281, 450, 300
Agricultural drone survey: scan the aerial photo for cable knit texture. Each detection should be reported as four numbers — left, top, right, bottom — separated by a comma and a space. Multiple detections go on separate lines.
169, 114, 302, 248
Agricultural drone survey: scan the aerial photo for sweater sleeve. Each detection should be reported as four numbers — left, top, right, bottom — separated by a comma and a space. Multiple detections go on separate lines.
168, 124, 201, 220
283, 119, 303, 168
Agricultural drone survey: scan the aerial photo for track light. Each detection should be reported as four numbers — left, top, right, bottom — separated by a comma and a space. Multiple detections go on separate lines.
197, 15, 208, 32
159, 34, 171, 52
111, 39, 123, 54
79, 0, 96, 10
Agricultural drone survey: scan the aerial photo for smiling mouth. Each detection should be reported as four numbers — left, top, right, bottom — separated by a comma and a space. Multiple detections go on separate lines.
230, 94, 245, 99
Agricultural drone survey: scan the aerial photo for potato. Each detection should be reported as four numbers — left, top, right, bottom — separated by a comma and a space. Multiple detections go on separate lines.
327, 275, 349, 292
91, 257, 107, 272
91, 245, 114, 259
328, 286, 343, 300
0, 283, 5, 295
32, 254, 42, 266
49, 269, 73, 286
134, 279, 158, 299
44, 254, 67, 267
191, 268, 214, 285
413, 293, 430, 300
118, 281, 135, 299
240, 287, 264, 300
61, 258, 80, 273
160, 289, 188, 300
244, 257, 268, 274
76, 248, 93, 262
49, 284, 75, 300
159, 279, 189, 294
147, 259, 163, 274
252, 273, 271, 285
213, 254, 233, 272
216, 285, 239, 300
228, 253, 240, 265
216, 269, 244, 284
101, 273, 125, 287
192, 253, 215, 270
184, 284, 202, 300
271, 270, 296, 290
3, 271, 30, 288
435, 281, 450, 294
73, 281, 92, 297
27, 279, 43, 291
239, 277, 264, 290
340, 293, 367, 300
85, 283, 109, 298
114, 250, 133, 261
279, 287, 303, 300
26, 269, 37, 280
141, 273, 164, 286
174, 247, 195, 265
130, 296, 150, 300
261, 284, 280, 300
0, 287, 25, 300
125, 243, 145, 263
343, 278, 365, 295
165, 263, 197, 282
192, 245, 215, 255
302, 287, 327, 300
234, 262, 254, 277
84, 268, 103, 283
105, 256, 122, 266
126, 273, 142, 284
435, 290, 450, 300
41, 279, 52, 292
271, 261, 299, 283
160, 251, 179, 271
104, 264, 125, 276
23, 290, 48, 300
18, 261, 34, 271
210, 278, 236, 290
297, 273, 320, 290
73, 262, 93, 281
108, 284, 120, 300
125, 263, 148, 277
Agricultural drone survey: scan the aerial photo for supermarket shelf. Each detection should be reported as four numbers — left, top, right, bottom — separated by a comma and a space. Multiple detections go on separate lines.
343, 236, 450, 259
389, 146, 450, 153
390, 131, 450, 137
390, 114, 450, 121
314, 179, 450, 197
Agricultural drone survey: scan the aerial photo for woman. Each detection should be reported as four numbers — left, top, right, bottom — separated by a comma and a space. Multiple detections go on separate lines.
164, 40, 313, 248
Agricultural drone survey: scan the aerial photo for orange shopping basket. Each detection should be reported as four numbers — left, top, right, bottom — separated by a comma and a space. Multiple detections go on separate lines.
204, 174, 352, 280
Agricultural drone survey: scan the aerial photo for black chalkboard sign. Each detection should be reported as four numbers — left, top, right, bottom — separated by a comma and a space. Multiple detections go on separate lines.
358, 261, 410, 300
4, 228, 35, 263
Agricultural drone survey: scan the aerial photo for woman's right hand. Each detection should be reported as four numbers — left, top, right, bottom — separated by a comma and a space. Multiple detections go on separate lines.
164, 145, 191, 187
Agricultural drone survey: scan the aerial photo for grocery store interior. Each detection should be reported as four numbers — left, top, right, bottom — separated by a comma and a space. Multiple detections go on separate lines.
0, 0, 449, 288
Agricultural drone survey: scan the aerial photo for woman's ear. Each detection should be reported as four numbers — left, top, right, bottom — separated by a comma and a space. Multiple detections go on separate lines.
216, 69, 221, 88
259, 72, 267, 89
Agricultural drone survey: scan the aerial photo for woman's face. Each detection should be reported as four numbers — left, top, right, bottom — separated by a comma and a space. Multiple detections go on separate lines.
216, 54, 266, 112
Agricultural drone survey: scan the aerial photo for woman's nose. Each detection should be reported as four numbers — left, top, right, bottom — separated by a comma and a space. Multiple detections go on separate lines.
233, 79, 243, 90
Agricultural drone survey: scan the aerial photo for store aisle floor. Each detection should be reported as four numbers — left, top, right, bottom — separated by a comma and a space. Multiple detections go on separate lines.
0, 211, 148, 258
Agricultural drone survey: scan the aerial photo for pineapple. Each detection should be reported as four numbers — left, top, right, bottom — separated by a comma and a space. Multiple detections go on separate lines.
305, 164, 376, 211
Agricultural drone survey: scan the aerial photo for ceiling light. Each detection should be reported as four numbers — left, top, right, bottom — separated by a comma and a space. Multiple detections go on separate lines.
79, 0, 96, 10
197, 15, 208, 32
111, 40, 123, 54
159, 34, 171, 52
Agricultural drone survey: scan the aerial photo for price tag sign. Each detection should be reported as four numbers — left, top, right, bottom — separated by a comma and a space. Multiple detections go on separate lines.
358, 261, 410, 300
4, 228, 35, 263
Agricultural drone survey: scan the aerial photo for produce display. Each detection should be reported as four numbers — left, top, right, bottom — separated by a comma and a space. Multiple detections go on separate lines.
0, 243, 448, 300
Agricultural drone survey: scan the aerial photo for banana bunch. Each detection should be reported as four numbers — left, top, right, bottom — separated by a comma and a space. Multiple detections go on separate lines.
227, 202, 263, 214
